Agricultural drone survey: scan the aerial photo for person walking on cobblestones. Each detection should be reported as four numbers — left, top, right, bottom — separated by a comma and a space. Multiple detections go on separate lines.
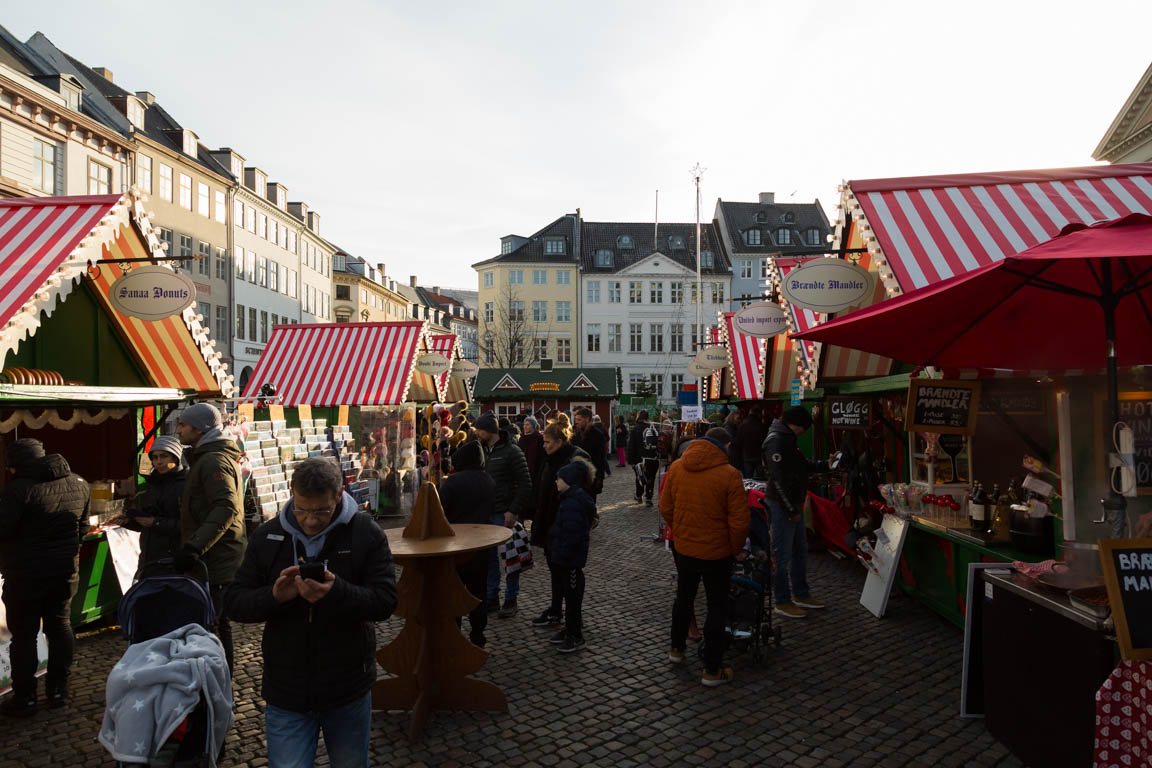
225, 458, 397, 768
571, 408, 606, 497
474, 412, 532, 618
549, 457, 596, 653
518, 416, 545, 495
660, 432, 748, 686
613, 415, 629, 467
0, 438, 89, 717
626, 410, 660, 505
439, 440, 496, 647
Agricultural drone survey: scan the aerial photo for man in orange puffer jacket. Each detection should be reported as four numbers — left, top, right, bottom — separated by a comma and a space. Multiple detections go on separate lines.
659, 428, 749, 687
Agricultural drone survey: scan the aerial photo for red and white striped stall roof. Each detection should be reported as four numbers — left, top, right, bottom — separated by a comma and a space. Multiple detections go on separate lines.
723, 312, 765, 400
242, 321, 426, 406
408, 333, 456, 402
0, 195, 120, 331
852, 163, 1152, 292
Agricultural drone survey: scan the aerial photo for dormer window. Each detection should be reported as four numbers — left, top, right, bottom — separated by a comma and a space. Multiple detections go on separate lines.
182, 131, 198, 157
126, 97, 145, 129
806, 228, 822, 246
774, 228, 791, 245
743, 229, 762, 246
668, 235, 685, 250
617, 235, 634, 249
544, 237, 566, 255
595, 249, 613, 267
755, 211, 769, 224
62, 84, 81, 112
501, 241, 513, 255
230, 156, 243, 179
783, 212, 795, 223
701, 250, 714, 268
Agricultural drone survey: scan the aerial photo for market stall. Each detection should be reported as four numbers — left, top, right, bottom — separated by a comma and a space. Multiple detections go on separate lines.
471, 368, 619, 424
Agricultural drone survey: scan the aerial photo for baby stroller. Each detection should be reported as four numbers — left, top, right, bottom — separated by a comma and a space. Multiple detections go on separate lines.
103, 558, 229, 767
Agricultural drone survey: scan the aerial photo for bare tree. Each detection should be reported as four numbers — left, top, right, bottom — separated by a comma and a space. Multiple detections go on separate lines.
481, 282, 550, 368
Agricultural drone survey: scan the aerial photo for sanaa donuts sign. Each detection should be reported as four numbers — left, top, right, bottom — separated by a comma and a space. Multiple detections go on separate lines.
109, 266, 198, 321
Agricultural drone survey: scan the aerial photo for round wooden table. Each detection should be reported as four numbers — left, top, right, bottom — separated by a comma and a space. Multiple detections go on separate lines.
372, 524, 512, 741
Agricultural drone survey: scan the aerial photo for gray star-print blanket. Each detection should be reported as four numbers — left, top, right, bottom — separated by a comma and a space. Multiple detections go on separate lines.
99, 623, 233, 766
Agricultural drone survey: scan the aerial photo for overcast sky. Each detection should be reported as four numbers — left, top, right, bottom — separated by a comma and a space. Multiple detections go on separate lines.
6, 1, 1151, 288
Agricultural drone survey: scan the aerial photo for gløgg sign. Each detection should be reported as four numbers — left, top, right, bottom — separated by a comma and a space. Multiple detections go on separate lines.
109, 266, 197, 321
781, 259, 874, 313
733, 302, 788, 338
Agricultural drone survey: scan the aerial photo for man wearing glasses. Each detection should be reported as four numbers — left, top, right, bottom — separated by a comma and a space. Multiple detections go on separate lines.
225, 458, 397, 768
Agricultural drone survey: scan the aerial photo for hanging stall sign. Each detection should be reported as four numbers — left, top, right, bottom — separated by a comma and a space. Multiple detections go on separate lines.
451, 359, 479, 380
780, 259, 873, 313
694, 346, 728, 371
108, 266, 197, 321
687, 360, 714, 378
906, 379, 981, 435
1099, 538, 1152, 660
733, 302, 789, 338
829, 396, 871, 429
414, 353, 451, 376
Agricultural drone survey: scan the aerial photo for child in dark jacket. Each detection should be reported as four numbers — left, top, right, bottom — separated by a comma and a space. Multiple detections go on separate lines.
550, 457, 597, 654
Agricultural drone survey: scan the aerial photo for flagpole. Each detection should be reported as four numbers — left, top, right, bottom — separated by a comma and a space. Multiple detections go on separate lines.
691, 163, 705, 411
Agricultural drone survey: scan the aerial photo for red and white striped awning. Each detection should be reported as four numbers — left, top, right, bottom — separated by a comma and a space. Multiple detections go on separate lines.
242, 321, 427, 406
408, 332, 456, 402
722, 312, 765, 400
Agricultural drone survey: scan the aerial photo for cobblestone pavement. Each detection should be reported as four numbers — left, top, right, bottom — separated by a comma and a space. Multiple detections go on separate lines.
0, 467, 1025, 767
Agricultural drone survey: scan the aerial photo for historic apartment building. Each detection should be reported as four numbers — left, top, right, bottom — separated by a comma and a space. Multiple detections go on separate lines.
333, 252, 408, 323
472, 213, 582, 368
1094, 60, 1152, 163
714, 192, 833, 311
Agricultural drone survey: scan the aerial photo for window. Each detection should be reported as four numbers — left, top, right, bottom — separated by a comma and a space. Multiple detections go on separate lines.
761, 259, 771, 279
30, 140, 58, 194
701, 251, 714, 268
484, 271, 494, 288
235, 246, 246, 278
158, 163, 173, 201
556, 338, 571, 363
739, 259, 753, 279
690, 283, 698, 303
62, 85, 81, 112
608, 324, 621, 353
215, 247, 227, 280
509, 301, 524, 321
774, 228, 791, 245
532, 300, 547, 322
361, 289, 368, 303
586, 281, 600, 303
630, 323, 643, 353
556, 270, 570, 285
755, 211, 769, 224
501, 241, 513, 255
628, 281, 642, 304
617, 235, 634, 249
215, 305, 227, 342
270, 219, 278, 245
281, 266, 289, 295
183, 132, 197, 156
595, 249, 613, 267
197, 241, 211, 276
336, 285, 351, 300
671, 374, 685, 397
176, 173, 191, 209
230, 156, 242, 178
484, 301, 494, 323
608, 282, 621, 303
178, 233, 193, 260
257, 212, 267, 239
288, 230, 297, 254
691, 324, 699, 351
88, 160, 111, 194
214, 190, 226, 223
671, 282, 683, 303
783, 212, 795, 224
806, 228, 822, 246
246, 250, 256, 283
257, 257, 268, 288
671, 323, 684, 353
135, 153, 151, 194
628, 374, 645, 394
586, 323, 600, 352
533, 269, 547, 285
236, 304, 245, 338
234, 199, 244, 228
743, 229, 762, 246
260, 311, 269, 343
279, 223, 287, 249
245, 205, 255, 233
651, 374, 664, 397
544, 237, 565, 255
534, 338, 548, 362
269, 261, 279, 292
249, 307, 257, 341
668, 235, 685, 250
197, 301, 211, 325
556, 301, 571, 322
649, 281, 663, 304
197, 183, 210, 217
649, 323, 664, 352
272, 313, 278, 327
509, 270, 523, 285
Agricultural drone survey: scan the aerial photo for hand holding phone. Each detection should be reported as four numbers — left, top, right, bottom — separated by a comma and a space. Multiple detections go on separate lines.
298, 560, 327, 582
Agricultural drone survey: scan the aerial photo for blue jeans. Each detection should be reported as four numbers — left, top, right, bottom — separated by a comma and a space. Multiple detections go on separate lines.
767, 499, 809, 605
265, 693, 371, 768
487, 513, 520, 600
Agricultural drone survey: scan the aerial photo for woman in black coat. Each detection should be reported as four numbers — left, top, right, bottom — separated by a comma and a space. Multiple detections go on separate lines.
124, 437, 186, 574
439, 440, 496, 647
518, 416, 545, 496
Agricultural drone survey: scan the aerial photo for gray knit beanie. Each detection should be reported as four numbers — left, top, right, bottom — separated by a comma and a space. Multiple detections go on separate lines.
149, 435, 184, 462
180, 403, 222, 432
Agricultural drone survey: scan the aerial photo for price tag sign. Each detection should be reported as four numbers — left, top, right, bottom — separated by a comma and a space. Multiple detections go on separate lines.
1100, 538, 1152, 660
681, 405, 702, 422
906, 379, 981, 435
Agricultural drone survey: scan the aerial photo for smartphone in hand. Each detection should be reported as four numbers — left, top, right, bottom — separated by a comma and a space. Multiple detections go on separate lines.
298, 560, 327, 581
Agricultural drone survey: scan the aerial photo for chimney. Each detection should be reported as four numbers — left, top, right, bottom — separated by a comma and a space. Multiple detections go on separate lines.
135, 91, 155, 105
409, 275, 418, 287
759, 192, 775, 204
432, 286, 440, 295
376, 263, 386, 279
93, 67, 113, 82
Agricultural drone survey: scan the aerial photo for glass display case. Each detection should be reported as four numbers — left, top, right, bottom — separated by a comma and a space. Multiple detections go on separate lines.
359, 404, 420, 518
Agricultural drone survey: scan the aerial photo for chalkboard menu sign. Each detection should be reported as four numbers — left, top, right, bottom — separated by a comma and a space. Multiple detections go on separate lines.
829, 397, 870, 429
1100, 538, 1152, 661
979, 390, 1045, 415
906, 379, 981, 435
1101, 394, 1152, 495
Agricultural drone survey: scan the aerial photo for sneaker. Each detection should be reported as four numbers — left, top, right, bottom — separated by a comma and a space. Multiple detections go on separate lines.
644, 498, 653, 507
531, 610, 562, 627
484, 597, 500, 614
794, 595, 826, 609
469, 633, 487, 648
45, 689, 67, 710
634, 494, 643, 503
0, 696, 36, 718
774, 602, 808, 619
668, 648, 685, 664
701, 667, 734, 687
557, 635, 585, 654
497, 598, 518, 618
549, 629, 568, 644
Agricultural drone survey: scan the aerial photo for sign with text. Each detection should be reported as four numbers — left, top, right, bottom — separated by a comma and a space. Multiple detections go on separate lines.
451, 359, 479, 380
687, 359, 715, 378
1099, 394, 1152, 495
906, 379, 981, 435
414, 352, 450, 376
680, 405, 702, 422
790, 379, 803, 406
829, 396, 871, 429
979, 389, 1045, 415
780, 259, 874, 313
694, 346, 728, 371
1099, 538, 1152, 660
109, 266, 197, 321
733, 302, 789, 338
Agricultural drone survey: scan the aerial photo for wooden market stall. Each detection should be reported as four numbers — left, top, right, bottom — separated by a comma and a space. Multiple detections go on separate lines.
471, 367, 619, 425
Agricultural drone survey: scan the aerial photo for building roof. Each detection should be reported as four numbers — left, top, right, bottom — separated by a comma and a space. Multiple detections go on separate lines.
472, 215, 580, 268
716, 200, 831, 254
579, 220, 727, 275
1094, 60, 1152, 162
472, 367, 620, 400
0, 26, 37, 76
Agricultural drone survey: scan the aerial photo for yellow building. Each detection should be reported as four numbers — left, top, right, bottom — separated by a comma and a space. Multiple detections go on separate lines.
333, 251, 408, 323
472, 214, 582, 368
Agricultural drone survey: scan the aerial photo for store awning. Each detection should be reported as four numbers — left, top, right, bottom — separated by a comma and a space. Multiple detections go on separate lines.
0, 384, 193, 434
721, 312, 766, 400
241, 321, 427, 406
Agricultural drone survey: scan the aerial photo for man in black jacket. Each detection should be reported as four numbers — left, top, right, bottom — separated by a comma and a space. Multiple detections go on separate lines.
733, 404, 769, 478
224, 458, 396, 767
570, 408, 606, 497
474, 412, 531, 617
626, 410, 660, 506
0, 439, 89, 716
762, 406, 830, 619
439, 440, 495, 646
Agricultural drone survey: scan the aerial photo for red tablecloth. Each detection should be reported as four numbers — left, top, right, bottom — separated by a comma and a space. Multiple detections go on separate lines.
1095, 660, 1152, 767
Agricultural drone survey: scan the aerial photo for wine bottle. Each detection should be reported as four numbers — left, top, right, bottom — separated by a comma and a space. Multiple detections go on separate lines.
969, 481, 986, 530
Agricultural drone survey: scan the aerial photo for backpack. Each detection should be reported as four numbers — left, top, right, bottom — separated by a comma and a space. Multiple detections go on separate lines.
641, 423, 660, 458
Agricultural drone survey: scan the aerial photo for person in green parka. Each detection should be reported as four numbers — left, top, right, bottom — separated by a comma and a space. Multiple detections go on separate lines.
175, 402, 245, 673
